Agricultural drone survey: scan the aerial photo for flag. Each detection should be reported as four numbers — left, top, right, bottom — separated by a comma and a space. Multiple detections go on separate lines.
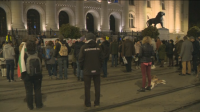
17, 44, 26, 77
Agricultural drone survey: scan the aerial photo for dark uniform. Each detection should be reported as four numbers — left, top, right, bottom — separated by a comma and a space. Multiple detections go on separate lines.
79, 33, 103, 107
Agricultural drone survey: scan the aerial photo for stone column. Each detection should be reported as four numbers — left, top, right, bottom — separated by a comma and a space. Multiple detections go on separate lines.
101, 0, 109, 31
121, 0, 129, 31
75, 0, 84, 30
136, 0, 146, 31
11, 1, 24, 29
168, 0, 175, 33
175, 0, 181, 33
46, 1, 57, 30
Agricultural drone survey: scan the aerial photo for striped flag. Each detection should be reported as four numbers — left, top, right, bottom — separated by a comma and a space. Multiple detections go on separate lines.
17, 44, 27, 78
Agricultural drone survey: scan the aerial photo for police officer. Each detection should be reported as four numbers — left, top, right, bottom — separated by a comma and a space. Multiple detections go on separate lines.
6, 32, 12, 43
79, 33, 103, 108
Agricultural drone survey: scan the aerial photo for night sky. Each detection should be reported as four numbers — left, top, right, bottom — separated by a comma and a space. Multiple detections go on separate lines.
189, 1, 200, 28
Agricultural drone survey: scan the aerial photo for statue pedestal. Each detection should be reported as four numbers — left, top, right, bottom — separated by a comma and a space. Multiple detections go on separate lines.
158, 28, 169, 40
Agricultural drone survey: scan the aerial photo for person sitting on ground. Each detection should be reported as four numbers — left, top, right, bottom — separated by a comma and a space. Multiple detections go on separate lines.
138, 36, 154, 92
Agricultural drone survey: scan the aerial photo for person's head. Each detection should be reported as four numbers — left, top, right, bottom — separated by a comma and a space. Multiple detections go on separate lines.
101, 36, 106, 42
198, 36, 200, 40
35, 38, 39, 45
142, 36, 152, 44
169, 40, 174, 44
85, 33, 96, 41
161, 40, 165, 45
157, 37, 160, 40
183, 36, 188, 41
22, 37, 27, 42
55, 39, 59, 43
80, 36, 85, 42
190, 36, 195, 42
59, 35, 64, 42
47, 41, 54, 47
26, 39, 36, 52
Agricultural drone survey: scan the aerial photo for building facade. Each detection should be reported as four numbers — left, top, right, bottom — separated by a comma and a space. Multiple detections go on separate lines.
0, 0, 189, 39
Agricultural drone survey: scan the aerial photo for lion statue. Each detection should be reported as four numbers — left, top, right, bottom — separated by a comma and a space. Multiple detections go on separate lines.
146, 12, 165, 28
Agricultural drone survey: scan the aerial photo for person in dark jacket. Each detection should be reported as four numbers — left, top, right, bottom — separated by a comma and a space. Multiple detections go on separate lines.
79, 33, 103, 108
190, 36, 199, 74
174, 39, 184, 69
21, 39, 43, 110
118, 41, 123, 65
138, 36, 154, 92
158, 41, 166, 67
122, 36, 135, 72
54, 36, 71, 80
45, 41, 56, 79
100, 36, 110, 77
74, 36, 85, 81
166, 40, 174, 67
110, 39, 118, 67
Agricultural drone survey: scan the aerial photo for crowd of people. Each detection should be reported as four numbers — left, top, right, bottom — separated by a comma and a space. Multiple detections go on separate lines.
1, 32, 200, 110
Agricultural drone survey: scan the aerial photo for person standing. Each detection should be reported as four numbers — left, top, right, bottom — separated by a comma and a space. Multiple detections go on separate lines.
79, 33, 103, 108
137, 36, 154, 92
45, 41, 57, 79
100, 36, 110, 77
179, 36, 193, 76
6, 32, 12, 43
3, 42, 15, 82
71, 41, 77, 76
174, 38, 184, 70
54, 36, 71, 80
156, 37, 161, 64
151, 38, 156, 69
190, 36, 199, 75
134, 40, 141, 69
110, 39, 118, 67
166, 40, 174, 67
158, 41, 166, 67
118, 41, 123, 65
74, 36, 85, 81
122, 36, 135, 72
21, 39, 43, 110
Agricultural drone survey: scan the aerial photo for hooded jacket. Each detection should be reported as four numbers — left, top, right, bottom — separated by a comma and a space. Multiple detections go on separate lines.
79, 40, 103, 75
3, 44, 15, 60
45, 45, 55, 64
100, 40, 110, 59
122, 39, 135, 57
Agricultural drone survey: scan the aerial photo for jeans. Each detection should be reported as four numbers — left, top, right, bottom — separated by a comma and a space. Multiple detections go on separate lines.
76, 61, 83, 78
84, 75, 100, 107
125, 57, 132, 72
46, 64, 57, 76
112, 54, 118, 67
24, 78, 43, 109
141, 63, 151, 88
6, 60, 14, 81
103, 57, 108, 77
58, 57, 68, 79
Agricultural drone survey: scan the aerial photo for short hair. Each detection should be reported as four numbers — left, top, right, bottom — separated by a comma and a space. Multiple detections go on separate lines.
59, 35, 64, 41
142, 36, 152, 44
22, 37, 27, 42
47, 41, 54, 47
183, 36, 188, 40
26, 40, 36, 52
157, 37, 160, 39
101, 36, 106, 41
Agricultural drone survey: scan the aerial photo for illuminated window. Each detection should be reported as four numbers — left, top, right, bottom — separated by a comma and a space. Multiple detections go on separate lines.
129, 14, 135, 28
129, 0, 134, 5
147, 0, 151, 8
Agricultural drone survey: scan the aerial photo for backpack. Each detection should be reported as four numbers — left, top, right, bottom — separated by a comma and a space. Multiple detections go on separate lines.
45, 48, 51, 60
26, 53, 42, 76
59, 41, 68, 56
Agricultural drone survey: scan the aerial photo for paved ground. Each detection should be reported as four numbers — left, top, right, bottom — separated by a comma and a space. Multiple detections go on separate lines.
0, 62, 200, 112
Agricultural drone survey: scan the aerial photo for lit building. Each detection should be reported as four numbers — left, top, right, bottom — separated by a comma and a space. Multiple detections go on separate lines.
0, 0, 188, 39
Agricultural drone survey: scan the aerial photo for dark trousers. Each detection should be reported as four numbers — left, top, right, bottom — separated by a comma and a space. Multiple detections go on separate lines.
6, 60, 14, 81
103, 57, 108, 77
125, 57, 132, 72
15, 55, 19, 67
84, 75, 100, 107
46, 64, 57, 76
58, 57, 68, 78
112, 54, 118, 67
151, 58, 154, 65
24, 78, 43, 109
141, 63, 151, 88
192, 55, 198, 73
